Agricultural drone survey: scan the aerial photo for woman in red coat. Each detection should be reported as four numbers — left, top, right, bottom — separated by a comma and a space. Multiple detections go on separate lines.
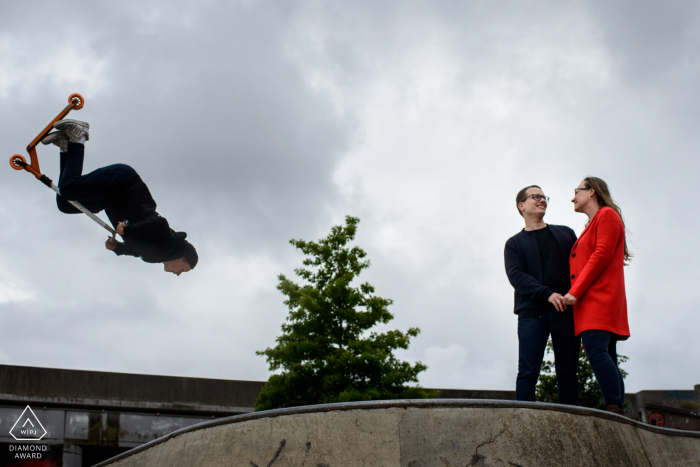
563, 176, 631, 415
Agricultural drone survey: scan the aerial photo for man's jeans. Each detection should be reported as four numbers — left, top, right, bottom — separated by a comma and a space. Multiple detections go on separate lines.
516, 311, 580, 405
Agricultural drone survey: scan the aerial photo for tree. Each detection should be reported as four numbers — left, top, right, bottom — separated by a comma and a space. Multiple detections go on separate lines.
536, 338, 629, 409
255, 216, 437, 411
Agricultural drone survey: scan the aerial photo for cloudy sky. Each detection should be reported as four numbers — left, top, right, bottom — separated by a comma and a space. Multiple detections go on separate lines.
1, 1, 698, 393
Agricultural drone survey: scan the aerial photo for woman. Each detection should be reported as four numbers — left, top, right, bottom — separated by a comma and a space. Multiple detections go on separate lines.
563, 177, 631, 415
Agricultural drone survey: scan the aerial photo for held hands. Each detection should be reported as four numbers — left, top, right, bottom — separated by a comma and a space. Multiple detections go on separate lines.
548, 293, 567, 312
563, 293, 578, 306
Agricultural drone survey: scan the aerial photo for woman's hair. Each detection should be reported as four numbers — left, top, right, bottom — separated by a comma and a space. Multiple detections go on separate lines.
582, 176, 633, 264
515, 185, 541, 217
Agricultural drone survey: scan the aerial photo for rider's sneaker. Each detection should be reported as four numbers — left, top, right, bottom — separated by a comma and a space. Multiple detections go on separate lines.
41, 131, 69, 152
54, 119, 90, 143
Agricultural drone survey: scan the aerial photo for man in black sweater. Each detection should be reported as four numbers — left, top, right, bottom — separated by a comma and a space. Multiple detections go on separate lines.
43, 119, 198, 275
504, 185, 579, 405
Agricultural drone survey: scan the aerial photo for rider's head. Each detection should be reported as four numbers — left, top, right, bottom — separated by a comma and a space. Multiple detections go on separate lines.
163, 257, 192, 276
162, 232, 198, 276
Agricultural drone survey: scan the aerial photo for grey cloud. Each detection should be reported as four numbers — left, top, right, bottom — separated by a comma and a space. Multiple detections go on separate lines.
588, 1, 700, 84
3, 1, 355, 253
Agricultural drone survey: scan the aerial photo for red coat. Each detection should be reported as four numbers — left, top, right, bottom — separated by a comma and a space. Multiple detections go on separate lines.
569, 207, 630, 339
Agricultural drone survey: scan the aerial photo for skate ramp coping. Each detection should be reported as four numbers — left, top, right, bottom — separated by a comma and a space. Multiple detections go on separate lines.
95, 399, 700, 467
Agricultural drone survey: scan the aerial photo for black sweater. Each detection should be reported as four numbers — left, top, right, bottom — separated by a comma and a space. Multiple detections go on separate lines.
504, 224, 577, 318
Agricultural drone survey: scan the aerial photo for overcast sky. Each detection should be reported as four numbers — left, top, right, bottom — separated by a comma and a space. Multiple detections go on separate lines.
1, 0, 698, 393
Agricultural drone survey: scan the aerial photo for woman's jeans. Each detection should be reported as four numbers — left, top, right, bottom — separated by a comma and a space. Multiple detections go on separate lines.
580, 330, 625, 406
516, 311, 580, 405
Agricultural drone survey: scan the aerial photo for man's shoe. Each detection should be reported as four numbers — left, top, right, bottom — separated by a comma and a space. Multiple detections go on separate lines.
41, 131, 69, 152
606, 404, 624, 415
54, 119, 90, 143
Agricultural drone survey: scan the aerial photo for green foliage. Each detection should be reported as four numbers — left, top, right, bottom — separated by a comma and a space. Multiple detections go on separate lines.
255, 216, 437, 411
536, 338, 628, 409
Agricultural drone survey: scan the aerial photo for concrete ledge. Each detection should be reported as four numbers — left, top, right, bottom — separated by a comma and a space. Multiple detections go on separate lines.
95, 400, 700, 467
0, 364, 263, 416
0, 393, 254, 416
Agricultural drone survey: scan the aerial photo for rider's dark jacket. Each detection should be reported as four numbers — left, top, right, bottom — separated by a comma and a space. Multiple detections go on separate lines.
107, 177, 179, 263
57, 143, 180, 263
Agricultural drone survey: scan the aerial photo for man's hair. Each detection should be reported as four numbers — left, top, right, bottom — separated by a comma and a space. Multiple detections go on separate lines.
515, 185, 541, 217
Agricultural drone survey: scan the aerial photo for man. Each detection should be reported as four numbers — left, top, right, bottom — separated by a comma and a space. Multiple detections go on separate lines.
504, 185, 579, 405
42, 119, 197, 276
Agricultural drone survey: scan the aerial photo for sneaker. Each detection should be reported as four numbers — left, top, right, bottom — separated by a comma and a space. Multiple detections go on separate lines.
41, 131, 69, 152
54, 119, 90, 143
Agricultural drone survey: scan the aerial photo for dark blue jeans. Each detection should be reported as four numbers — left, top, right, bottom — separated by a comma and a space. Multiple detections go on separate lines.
57, 143, 137, 219
516, 311, 580, 405
580, 330, 625, 407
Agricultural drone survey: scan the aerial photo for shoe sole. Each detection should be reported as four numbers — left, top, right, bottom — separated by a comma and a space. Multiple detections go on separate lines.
54, 119, 90, 128
41, 132, 67, 144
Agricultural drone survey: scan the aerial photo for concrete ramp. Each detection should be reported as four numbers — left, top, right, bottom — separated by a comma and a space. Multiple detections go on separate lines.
95, 400, 700, 467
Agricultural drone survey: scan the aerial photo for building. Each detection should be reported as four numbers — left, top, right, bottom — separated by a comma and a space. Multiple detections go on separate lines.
0, 365, 263, 466
627, 386, 700, 431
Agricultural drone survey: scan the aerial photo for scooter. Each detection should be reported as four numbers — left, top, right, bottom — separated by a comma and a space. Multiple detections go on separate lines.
9, 94, 117, 239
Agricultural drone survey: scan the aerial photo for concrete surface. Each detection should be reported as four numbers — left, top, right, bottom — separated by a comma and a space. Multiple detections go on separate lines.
94, 400, 700, 467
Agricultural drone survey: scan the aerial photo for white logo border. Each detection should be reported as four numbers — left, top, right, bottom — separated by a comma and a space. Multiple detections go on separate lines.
9, 405, 47, 441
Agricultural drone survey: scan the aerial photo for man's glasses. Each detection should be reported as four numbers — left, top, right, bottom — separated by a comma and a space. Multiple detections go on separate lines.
521, 194, 549, 203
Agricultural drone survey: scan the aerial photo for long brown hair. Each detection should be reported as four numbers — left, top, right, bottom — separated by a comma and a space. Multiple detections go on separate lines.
582, 176, 632, 264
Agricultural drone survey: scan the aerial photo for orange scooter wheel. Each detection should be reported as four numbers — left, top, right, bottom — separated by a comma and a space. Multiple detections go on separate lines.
9, 154, 26, 170
68, 93, 85, 109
